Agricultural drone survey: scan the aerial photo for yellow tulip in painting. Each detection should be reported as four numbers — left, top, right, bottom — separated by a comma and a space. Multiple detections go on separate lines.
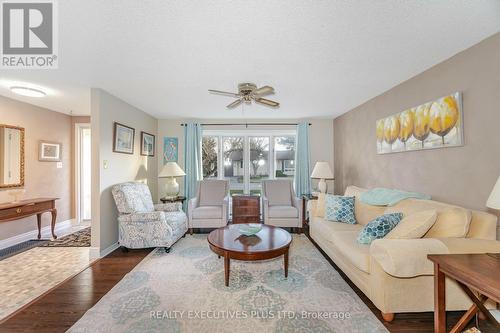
376, 92, 463, 154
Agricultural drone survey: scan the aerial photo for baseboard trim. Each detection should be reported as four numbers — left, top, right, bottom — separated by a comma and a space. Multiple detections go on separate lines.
0, 219, 74, 250
100, 242, 120, 258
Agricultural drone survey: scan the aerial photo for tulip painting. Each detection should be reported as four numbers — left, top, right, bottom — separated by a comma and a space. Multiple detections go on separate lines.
376, 92, 463, 154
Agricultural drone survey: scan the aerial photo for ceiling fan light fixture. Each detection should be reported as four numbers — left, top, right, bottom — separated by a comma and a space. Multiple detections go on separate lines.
209, 82, 279, 109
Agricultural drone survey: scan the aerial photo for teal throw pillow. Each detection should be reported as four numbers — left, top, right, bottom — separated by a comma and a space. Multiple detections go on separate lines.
324, 195, 356, 224
357, 213, 403, 244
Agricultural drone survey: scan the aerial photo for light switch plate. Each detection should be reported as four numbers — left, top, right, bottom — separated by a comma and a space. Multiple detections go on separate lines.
56, 162, 63, 168
103, 160, 109, 169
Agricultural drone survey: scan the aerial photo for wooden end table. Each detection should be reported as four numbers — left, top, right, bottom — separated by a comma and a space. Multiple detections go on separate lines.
208, 224, 292, 286
160, 196, 186, 204
428, 253, 500, 333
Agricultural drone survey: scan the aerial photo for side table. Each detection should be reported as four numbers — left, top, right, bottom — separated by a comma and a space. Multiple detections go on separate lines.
301, 194, 318, 229
160, 196, 186, 204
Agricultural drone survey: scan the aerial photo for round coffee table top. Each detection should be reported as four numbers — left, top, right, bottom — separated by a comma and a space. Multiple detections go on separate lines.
207, 224, 292, 255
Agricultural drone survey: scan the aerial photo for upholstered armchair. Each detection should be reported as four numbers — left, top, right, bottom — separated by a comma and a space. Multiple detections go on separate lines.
112, 182, 188, 251
262, 179, 303, 230
188, 180, 230, 233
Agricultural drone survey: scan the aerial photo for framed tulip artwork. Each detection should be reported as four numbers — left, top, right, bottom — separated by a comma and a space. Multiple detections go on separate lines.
376, 92, 463, 154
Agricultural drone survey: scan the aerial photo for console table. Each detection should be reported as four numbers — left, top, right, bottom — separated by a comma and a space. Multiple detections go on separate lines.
0, 198, 59, 239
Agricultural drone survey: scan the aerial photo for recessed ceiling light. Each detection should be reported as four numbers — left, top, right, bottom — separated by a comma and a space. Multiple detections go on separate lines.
10, 86, 47, 97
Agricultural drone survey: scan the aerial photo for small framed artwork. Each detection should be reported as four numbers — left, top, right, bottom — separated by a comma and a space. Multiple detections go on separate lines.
39, 141, 62, 162
113, 122, 135, 154
141, 131, 155, 156
163, 137, 178, 164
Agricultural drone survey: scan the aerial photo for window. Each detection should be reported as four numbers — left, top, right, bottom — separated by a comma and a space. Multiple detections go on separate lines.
202, 131, 296, 196
202, 136, 218, 178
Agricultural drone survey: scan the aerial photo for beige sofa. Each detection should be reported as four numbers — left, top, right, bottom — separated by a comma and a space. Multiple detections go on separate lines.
309, 185, 500, 321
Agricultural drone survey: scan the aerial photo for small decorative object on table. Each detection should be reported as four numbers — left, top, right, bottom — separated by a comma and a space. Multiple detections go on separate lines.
158, 162, 186, 199
238, 223, 262, 236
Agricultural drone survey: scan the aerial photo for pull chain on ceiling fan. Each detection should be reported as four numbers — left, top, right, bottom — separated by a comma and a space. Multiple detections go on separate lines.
208, 83, 280, 109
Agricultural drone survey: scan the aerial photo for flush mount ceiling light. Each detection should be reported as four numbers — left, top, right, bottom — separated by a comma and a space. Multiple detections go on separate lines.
10, 86, 47, 97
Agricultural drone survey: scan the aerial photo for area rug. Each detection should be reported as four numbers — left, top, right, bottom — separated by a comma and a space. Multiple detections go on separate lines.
68, 234, 387, 333
40, 227, 91, 247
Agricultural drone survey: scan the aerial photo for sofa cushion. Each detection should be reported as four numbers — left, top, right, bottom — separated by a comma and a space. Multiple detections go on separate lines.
344, 186, 386, 225
386, 209, 437, 239
424, 208, 472, 238
311, 218, 363, 239
199, 180, 228, 206
329, 230, 371, 273
325, 195, 356, 224
357, 213, 403, 244
264, 180, 292, 206
269, 206, 298, 218
192, 206, 222, 219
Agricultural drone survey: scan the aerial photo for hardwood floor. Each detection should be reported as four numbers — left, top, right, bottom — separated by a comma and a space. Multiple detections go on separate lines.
0, 236, 497, 333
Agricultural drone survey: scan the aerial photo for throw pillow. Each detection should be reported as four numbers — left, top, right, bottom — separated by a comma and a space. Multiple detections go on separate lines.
385, 210, 437, 239
424, 208, 472, 238
357, 213, 403, 244
324, 195, 356, 224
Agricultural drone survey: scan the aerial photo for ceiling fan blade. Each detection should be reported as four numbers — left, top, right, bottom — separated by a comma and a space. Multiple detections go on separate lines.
255, 97, 279, 107
253, 86, 274, 96
208, 89, 240, 98
227, 99, 243, 108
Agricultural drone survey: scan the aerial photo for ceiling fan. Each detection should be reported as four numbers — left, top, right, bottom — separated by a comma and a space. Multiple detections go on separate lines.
209, 83, 280, 108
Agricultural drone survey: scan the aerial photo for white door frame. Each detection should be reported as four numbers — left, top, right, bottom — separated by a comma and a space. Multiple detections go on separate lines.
75, 123, 91, 224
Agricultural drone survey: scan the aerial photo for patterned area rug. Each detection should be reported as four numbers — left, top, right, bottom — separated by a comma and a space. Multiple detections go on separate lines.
40, 227, 91, 247
69, 235, 387, 333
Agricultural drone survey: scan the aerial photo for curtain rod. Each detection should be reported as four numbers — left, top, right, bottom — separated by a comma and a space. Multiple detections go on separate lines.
180, 122, 311, 127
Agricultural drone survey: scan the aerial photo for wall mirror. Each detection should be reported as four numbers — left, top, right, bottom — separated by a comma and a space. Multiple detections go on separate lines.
0, 125, 25, 188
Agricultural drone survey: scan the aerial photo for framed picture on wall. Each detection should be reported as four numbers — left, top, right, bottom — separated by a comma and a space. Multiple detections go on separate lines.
113, 122, 135, 154
163, 137, 178, 164
39, 141, 62, 162
141, 131, 155, 156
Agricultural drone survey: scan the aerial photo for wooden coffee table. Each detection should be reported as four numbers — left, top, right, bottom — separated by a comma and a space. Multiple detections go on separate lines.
208, 224, 292, 286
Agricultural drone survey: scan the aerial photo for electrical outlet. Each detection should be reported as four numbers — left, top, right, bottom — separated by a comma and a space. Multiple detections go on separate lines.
56, 162, 63, 168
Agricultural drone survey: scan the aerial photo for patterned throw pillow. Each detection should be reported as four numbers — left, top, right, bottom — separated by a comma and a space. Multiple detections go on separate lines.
324, 195, 357, 224
357, 213, 403, 244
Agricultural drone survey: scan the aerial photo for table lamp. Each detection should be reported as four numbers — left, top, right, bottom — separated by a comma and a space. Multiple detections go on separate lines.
487, 176, 500, 210
311, 161, 334, 194
159, 162, 186, 198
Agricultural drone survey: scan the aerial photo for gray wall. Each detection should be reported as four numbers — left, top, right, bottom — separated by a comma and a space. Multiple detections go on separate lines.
334, 33, 500, 226
91, 89, 158, 252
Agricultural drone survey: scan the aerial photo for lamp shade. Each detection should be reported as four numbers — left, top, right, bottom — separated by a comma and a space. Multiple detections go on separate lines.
486, 176, 500, 210
311, 161, 334, 179
159, 162, 186, 178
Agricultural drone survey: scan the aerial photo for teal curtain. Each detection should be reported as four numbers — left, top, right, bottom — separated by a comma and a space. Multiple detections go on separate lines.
294, 122, 311, 196
184, 123, 202, 209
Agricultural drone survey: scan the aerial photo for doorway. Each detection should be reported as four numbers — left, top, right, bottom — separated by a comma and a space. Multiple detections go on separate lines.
75, 123, 91, 224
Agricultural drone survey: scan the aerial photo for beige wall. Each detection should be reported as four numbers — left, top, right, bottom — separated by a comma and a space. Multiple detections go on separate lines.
0, 96, 73, 240
333, 33, 500, 237
157, 118, 334, 198
91, 89, 158, 251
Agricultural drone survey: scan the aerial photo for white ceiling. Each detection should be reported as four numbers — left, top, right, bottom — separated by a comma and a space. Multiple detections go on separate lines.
1, 0, 499, 118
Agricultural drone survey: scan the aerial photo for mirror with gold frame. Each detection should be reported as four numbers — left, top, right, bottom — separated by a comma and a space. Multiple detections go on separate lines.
0, 125, 25, 188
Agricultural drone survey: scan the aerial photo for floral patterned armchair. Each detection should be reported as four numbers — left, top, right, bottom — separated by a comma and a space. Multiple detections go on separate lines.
112, 182, 188, 250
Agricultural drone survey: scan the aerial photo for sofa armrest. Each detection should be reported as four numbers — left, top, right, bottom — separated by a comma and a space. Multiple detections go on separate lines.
370, 238, 449, 278
262, 196, 269, 221
187, 198, 198, 220
370, 238, 500, 278
293, 196, 303, 221
118, 211, 166, 223
222, 195, 230, 222
154, 202, 182, 212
